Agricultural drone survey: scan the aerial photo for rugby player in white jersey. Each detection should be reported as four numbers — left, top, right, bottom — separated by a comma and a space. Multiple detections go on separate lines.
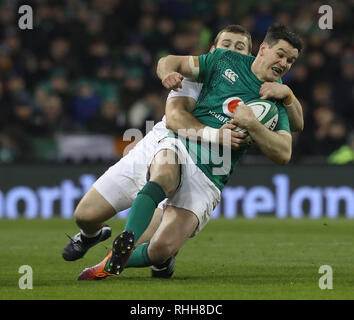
63, 25, 304, 279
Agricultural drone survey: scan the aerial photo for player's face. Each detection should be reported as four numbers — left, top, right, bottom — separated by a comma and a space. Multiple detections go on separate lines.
213, 32, 250, 55
260, 39, 299, 81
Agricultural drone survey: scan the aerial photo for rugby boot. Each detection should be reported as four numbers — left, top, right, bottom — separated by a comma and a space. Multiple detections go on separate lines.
62, 225, 112, 261
78, 250, 114, 280
106, 230, 135, 275
151, 252, 177, 278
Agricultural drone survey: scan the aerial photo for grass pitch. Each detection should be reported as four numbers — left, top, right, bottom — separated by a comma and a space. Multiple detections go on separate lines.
1, 217, 354, 300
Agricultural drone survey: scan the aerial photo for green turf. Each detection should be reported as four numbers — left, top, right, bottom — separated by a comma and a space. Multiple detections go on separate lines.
0, 217, 354, 300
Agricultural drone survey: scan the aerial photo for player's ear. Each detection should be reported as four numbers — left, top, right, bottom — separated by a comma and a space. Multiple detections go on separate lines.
259, 42, 267, 56
209, 45, 216, 53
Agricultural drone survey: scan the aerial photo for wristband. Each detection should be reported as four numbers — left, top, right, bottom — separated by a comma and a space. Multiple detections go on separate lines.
283, 89, 295, 106
202, 126, 219, 144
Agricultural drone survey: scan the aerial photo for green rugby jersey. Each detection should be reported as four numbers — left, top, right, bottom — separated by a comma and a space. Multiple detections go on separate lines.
173, 49, 291, 191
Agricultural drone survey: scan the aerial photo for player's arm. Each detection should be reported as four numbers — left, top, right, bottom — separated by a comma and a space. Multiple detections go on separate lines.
232, 105, 292, 165
157, 55, 200, 91
165, 96, 246, 149
158, 56, 247, 149
259, 82, 304, 132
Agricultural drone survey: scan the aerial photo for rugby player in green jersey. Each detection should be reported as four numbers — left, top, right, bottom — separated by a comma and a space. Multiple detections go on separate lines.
76, 24, 303, 280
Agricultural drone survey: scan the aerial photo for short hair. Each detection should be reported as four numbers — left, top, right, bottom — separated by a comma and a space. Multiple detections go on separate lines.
264, 23, 303, 53
213, 24, 252, 54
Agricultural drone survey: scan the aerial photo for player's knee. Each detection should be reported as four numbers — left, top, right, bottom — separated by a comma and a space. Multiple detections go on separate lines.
74, 204, 96, 228
150, 167, 179, 195
150, 150, 179, 195
150, 175, 175, 195
148, 238, 176, 264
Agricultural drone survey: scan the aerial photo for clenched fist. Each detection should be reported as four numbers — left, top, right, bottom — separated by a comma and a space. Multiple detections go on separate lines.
162, 72, 184, 91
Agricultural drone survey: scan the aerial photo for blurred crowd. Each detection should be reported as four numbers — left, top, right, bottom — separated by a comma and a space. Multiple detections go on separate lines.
0, 0, 353, 163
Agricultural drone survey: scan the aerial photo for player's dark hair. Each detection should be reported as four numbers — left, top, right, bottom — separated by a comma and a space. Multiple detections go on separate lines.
213, 24, 252, 54
264, 23, 303, 53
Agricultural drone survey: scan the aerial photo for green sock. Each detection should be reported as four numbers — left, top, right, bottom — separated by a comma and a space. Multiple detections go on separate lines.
124, 181, 166, 245
104, 242, 152, 271
125, 242, 152, 268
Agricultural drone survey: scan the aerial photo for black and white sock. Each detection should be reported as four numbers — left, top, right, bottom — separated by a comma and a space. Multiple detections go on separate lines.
80, 229, 102, 244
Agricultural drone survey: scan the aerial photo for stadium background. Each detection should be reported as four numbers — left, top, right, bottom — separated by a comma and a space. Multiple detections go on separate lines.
0, 0, 353, 219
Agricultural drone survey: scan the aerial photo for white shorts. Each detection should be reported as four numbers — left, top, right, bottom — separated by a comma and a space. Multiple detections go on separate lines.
93, 124, 168, 212
155, 137, 221, 235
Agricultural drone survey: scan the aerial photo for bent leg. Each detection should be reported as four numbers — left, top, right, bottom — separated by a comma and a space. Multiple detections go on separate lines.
124, 149, 179, 245
149, 149, 180, 195
148, 205, 198, 264
75, 188, 165, 244
125, 205, 198, 268
74, 187, 117, 234
136, 208, 163, 246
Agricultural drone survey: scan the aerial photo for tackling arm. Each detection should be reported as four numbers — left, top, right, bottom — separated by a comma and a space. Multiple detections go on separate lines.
165, 96, 202, 132
165, 96, 246, 149
158, 57, 247, 149
157, 55, 199, 91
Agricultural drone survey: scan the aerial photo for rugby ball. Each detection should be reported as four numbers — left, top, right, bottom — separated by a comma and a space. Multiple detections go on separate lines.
234, 99, 279, 143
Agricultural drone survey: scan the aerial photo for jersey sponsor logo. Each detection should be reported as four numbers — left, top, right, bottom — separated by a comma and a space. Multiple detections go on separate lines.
222, 97, 244, 117
222, 69, 239, 84
208, 110, 230, 124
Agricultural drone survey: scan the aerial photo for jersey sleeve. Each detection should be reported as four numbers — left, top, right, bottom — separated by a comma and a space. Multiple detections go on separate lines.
197, 49, 226, 83
274, 104, 290, 132
167, 78, 203, 101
